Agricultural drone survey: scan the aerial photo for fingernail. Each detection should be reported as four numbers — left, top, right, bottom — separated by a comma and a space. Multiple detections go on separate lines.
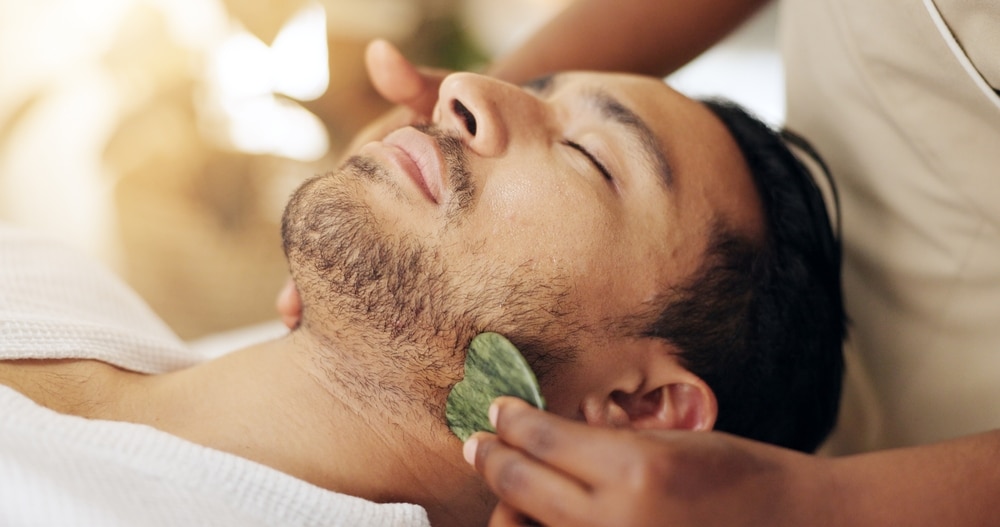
488, 402, 499, 428
463, 437, 478, 465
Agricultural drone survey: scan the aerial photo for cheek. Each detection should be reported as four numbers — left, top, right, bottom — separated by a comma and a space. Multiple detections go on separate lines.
536, 339, 638, 421
472, 168, 620, 273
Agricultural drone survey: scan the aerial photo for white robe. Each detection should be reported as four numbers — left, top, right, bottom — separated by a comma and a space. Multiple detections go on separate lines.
0, 224, 430, 526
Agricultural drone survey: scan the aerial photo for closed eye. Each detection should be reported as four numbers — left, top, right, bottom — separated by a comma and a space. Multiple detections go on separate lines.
563, 140, 613, 181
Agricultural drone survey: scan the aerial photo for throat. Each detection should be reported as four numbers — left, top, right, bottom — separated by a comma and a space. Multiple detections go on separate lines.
0, 341, 494, 527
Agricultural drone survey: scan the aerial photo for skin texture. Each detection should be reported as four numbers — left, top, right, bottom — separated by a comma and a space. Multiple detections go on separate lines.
290, 3, 1000, 523
466, 398, 1000, 527
0, 42, 768, 527
443, 1, 1000, 525
281, 62, 763, 422
466, 398, 828, 527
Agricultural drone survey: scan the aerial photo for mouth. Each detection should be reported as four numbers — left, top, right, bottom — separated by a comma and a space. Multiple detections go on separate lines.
378, 127, 446, 204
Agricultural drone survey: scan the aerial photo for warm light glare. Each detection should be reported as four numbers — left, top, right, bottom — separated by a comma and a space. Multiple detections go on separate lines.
272, 2, 329, 101
212, 32, 274, 99
0, 0, 334, 258
224, 96, 330, 161
206, 1, 331, 161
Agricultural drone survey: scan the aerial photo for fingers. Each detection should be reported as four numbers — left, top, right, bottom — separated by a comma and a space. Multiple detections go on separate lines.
275, 278, 301, 330
365, 39, 422, 103
340, 39, 450, 157
488, 502, 542, 527
365, 39, 447, 116
488, 397, 638, 484
342, 105, 416, 157
468, 432, 591, 527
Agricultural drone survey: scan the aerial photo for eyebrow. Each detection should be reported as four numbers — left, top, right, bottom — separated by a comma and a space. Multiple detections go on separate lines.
522, 73, 674, 189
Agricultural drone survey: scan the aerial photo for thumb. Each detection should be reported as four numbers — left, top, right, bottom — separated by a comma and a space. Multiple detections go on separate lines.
365, 39, 447, 116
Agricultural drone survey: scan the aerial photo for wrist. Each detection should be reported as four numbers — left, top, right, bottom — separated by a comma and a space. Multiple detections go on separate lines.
775, 451, 843, 527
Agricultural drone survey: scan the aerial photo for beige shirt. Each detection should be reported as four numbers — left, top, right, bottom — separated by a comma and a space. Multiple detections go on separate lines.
781, 0, 1000, 450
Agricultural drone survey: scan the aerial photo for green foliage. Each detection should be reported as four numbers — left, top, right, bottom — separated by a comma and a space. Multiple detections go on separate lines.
406, 12, 490, 72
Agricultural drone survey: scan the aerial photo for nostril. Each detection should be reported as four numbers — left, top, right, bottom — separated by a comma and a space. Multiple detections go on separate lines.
452, 99, 477, 136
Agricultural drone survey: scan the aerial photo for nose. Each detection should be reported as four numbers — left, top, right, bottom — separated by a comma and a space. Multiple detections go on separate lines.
434, 72, 547, 158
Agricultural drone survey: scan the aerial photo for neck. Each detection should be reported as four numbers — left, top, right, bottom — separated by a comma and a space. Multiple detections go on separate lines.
0, 331, 492, 527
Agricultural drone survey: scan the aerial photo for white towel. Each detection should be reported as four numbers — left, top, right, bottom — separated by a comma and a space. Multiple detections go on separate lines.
0, 224, 431, 526
0, 223, 194, 372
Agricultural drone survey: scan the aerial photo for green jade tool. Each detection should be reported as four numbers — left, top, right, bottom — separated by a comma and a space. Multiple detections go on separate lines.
446, 332, 546, 442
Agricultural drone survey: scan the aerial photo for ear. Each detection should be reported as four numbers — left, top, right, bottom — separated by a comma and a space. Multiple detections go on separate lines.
276, 278, 302, 330
625, 378, 717, 431
586, 371, 717, 432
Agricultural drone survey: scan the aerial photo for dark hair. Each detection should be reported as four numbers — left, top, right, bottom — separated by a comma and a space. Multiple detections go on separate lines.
645, 99, 846, 453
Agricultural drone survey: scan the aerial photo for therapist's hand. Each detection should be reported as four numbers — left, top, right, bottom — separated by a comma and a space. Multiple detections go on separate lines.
465, 397, 831, 527
343, 39, 449, 156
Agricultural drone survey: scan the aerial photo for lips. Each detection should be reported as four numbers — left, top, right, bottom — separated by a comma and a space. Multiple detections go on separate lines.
380, 127, 445, 204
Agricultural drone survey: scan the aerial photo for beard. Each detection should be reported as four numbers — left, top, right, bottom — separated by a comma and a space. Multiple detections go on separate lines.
280, 126, 582, 416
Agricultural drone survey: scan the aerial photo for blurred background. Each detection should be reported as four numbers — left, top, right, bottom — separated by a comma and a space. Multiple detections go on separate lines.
0, 0, 781, 340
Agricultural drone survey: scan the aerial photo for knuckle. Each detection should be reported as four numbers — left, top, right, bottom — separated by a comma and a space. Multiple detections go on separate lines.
473, 437, 496, 470
522, 420, 558, 455
492, 458, 530, 499
622, 458, 660, 491
620, 443, 673, 492
499, 406, 558, 455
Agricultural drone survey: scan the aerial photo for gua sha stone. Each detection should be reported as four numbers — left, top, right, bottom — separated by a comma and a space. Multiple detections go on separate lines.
446, 332, 546, 442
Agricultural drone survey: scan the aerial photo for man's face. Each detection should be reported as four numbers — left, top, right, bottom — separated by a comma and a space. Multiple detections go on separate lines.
282, 71, 762, 418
